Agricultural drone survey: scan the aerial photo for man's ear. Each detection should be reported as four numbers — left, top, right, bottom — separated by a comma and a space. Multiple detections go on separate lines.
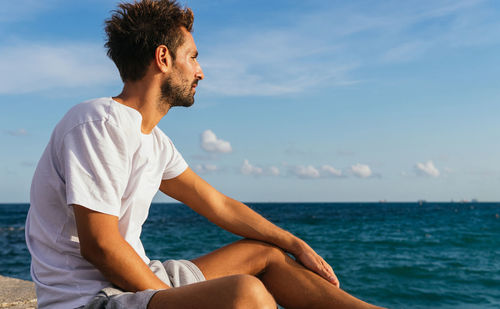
155, 45, 172, 73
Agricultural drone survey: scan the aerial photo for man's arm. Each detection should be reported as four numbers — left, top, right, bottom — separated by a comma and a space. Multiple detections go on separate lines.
159, 168, 339, 286
72, 205, 170, 291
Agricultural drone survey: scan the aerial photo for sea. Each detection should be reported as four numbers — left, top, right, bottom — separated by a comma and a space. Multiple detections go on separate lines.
1, 202, 499, 309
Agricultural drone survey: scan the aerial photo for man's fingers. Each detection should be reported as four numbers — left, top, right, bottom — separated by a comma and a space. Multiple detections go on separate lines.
328, 272, 340, 287
324, 269, 340, 287
320, 259, 340, 287
295, 247, 340, 287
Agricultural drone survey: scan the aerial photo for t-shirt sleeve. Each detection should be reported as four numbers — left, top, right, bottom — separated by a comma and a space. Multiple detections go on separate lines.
162, 136, 188, 180
61, 121, 130, 217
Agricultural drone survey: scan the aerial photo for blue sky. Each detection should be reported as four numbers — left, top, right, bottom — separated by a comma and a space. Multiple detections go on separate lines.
1, 0, 499, 203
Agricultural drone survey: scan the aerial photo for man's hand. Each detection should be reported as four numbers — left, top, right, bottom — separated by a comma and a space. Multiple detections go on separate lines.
292, 240, 340, 287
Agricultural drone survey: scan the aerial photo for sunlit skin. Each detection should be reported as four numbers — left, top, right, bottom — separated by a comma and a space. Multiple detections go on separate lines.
112, 27, 203, 133
159, 27, 203, 109
74, 26, 385, 309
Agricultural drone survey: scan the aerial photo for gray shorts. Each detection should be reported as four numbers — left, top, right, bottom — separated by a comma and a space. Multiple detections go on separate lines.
81, 259, 205, 309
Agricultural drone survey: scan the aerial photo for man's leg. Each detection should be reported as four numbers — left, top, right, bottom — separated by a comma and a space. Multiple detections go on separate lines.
148, 274, 276, 309
191, 239, 385, 309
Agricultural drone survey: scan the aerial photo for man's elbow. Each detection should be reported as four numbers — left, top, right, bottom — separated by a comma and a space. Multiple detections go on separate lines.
79, 241, 101, 265
79, 236, 116, 265
72, 204, 122, 265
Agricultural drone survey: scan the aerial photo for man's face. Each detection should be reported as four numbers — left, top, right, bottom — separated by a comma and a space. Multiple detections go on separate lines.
160, 28, 204, 108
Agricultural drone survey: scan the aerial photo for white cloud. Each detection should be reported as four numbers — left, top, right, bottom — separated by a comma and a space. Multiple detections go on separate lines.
321, 165, 343, 177
240, 161, 280, 177
269, 166, 280, 176
241, 159, 263, 176
292, 165, 321, 179
286, 163, 348, 179
0, 42, 118, 94
194, 164, 218, 174
200, 130, 232, 153
350, 163, 372, 178
415, 160, 440, 177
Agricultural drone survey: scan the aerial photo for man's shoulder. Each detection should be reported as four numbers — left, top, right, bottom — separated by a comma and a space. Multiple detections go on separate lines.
58, 97, 141, 134
46, 97, 142, 153
64, 97, 114, 125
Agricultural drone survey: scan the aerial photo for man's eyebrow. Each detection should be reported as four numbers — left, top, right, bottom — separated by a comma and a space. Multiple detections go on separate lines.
193, 50, 199, 58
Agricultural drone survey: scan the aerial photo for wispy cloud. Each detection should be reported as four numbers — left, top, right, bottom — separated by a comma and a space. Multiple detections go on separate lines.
199, 23, 360, 96
200, 129, 232, 153
0, 0, 57, 23
198, 0, 498, 97
443, 167, 454, 175
336, 150, 356, 157
194, 163, 218, 174
381, 41, 431, 63
0, 42, 118, 94
6, 129, 28, 136
20, 161, 35, 167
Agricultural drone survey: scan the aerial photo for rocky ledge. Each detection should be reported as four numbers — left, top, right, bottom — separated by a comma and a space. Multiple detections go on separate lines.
0, 275, 37, 309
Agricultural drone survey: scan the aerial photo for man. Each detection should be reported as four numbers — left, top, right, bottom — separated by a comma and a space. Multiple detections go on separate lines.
25, 0, 384, 308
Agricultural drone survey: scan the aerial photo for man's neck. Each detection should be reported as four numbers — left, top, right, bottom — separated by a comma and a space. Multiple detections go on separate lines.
113, 78, 170, 134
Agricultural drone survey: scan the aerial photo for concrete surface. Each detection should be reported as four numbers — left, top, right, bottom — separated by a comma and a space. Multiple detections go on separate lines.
0, 275, 37, 309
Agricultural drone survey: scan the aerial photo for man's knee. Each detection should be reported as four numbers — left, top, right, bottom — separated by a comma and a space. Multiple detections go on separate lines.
239, 239, 287, 265
229, 274, 276, 309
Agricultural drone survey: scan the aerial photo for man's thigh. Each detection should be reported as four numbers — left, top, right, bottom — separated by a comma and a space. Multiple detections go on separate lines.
191, 239, 283, 280
82, 259, 206, 309
148, 274, 276, 309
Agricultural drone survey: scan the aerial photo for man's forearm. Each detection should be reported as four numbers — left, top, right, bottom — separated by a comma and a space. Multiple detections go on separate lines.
160, 169, 307, 254
206, 195, 306, 255
212, 197, 340, 285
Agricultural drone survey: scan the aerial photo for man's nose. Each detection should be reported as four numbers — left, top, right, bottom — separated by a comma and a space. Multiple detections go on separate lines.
195, 63, 204, 80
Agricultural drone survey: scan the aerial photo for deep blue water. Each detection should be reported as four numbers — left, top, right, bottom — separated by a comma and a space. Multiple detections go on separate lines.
1, 202, 499, 309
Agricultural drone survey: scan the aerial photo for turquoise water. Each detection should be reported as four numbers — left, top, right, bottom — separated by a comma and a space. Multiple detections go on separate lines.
1, 202, 499, 308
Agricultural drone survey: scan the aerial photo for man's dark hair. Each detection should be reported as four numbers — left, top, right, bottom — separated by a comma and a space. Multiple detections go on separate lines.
105, 0, 194, 82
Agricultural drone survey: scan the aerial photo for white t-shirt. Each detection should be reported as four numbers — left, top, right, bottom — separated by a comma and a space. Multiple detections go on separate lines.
25, 97, 188, 309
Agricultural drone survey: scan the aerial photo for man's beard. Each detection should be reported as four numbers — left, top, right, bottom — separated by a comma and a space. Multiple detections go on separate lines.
159, 74, 196, 112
